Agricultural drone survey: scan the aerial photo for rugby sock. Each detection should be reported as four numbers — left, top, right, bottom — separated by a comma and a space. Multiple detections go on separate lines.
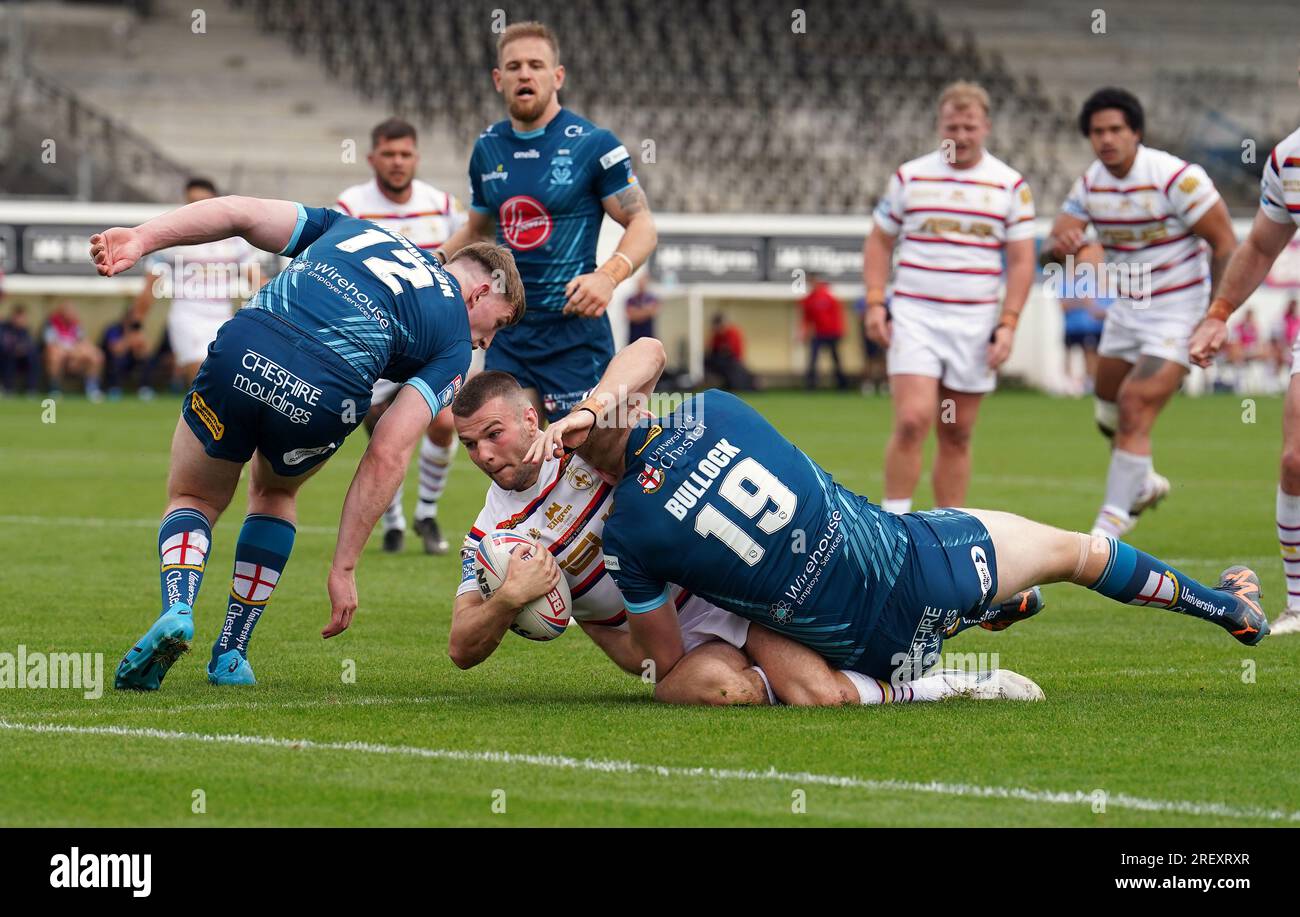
1091, 448, 1149, 536
881, 498, 912, 515
415, 439, 454, 522
841, 670, 952, 704
211, 514, 295, 668
751, 665, 777, 705
1088, 536, 1236, 622
1277, 486, 1300, 611
157, 507, 211, 616
382, 483, 406, 533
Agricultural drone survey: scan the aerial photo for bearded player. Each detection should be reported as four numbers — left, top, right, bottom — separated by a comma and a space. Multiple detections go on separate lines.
1043, 88, 1238, 539
438, 20, 656, 423
528, 360, 1269, 701
451, 340, 1044, 705
91, 197, 524, 690
337, 118, 469, 554
1187, 87, 1300, 634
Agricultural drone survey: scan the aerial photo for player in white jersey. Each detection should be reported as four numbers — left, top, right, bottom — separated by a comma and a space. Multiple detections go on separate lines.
135, 178, 267, 385
1044, 89, 1238, 539
337, 118, 470, 556
447, 340, 1044, 704
1188, 95, 1300, 635
864, 82, 1036, 513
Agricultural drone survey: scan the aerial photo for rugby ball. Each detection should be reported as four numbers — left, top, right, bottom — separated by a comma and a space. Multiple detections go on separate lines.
473, 530, 572, 641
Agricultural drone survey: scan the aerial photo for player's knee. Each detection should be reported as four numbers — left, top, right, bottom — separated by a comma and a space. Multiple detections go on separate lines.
1115, 389, 1157, 434
1281, 446, 1300, 490
893, 411, 930, 444
935, 420, 974, 450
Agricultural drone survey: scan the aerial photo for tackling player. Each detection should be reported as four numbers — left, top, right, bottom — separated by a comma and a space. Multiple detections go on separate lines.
451, 341, 1043, 704
91, 196, 524, 690
1043, 88, 1238, 539
1187, 104, 1300, 635
864, 81, 1035, 513
133, 178, 268, 387
337, 118, 469, 555
531, 368, 1270, 696
438, 20, 656, 422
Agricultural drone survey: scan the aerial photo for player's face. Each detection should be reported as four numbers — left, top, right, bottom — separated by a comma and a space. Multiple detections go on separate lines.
369, 137, 418, 195
494, 37, 564, 123
464, 286, 515, 351
937, 103, 989, 167
457, 397, 539, 490
1086, 109, 1139, 169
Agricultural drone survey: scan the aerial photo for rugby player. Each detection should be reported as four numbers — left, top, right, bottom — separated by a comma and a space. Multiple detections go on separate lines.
529, 369, 1270, 699
90, 195, 524, 689
864, 81, 1035, 512
1043, 88, 1238, 539
451, 340, 1044, 704
1187, 100, 1300, 635
438, 20, 656, 423
337, 117, 469, 554
133, 178, 268, 387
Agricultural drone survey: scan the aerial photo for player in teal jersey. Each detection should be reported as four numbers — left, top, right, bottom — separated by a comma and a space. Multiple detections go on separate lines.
526, 350, 1270, 702
91, 195, 524, 689
439, 21, 657, 422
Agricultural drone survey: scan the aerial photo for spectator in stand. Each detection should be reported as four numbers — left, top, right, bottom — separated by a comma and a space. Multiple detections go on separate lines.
1, 304, 41, 395
852, 294, 887, 394
625, 272, 661, 344
101, 306, 154, 398
44, 302, 104, 400
800, 273, 848, 390
706, 312, 755, 391
1273, 297, 1300, 374
1229, 308, 1263, 366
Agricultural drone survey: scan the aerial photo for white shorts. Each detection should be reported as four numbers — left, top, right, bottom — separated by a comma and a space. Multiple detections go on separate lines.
1097, 300, 1198, 368
887, 303, 997, 393
168, 302, 231, 367
676, 597, 751, 655
370, 349, 485, 409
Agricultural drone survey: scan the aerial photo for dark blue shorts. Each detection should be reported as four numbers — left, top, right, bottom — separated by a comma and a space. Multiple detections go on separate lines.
181, 308, 371, 477
484, 310, 614, 422
852, 509, 999, 680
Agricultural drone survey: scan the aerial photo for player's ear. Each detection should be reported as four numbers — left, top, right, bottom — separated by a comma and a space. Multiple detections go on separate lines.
491, 66, 504, 92
554, 64, 565, 90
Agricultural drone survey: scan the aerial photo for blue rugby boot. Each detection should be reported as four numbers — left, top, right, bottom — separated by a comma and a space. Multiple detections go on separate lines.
115, 604, 194, 691
208, 649, 256, 686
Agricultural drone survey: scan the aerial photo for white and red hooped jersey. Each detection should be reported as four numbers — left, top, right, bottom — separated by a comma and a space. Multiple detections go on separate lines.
335, 178, 468, 251
458, 453, 704, 627
1061, 145, 1220, 312
1260, 127, 1300, 231
872, 149, 1035, 310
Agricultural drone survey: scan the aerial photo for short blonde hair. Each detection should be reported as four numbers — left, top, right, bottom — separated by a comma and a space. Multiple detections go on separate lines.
447, 242, 527, 326
937, 81, 991, 116
497, 21, 560, 65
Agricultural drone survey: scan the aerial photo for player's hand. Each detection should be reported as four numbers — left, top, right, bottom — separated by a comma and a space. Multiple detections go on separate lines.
1188, 317, 1229, 368
563, 271, 617, 317
323, 566, 357, 638
987, 324, 1015, 369
1048, 227, 1086, 260
496, 543, 562, 608
89, 227, 144, 277
865, 303, 891, 347
524, 409, 597, 464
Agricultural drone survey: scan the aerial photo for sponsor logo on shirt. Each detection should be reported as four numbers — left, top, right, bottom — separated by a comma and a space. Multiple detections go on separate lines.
638, 463, 664, 493
514, 149, 540, 159
500, 195, 553, 251
599, 145, 630, 170
232, 349, 322, 425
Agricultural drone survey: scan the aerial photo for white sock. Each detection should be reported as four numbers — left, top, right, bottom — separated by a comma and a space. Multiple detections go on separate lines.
840, 670, 954, 704
1092, 449, 1149, 536
881, 498, 912, 515
751, 665, 777, 705
1278, 486, 1300, 611
415, 439, 454, 522
382, 482, 406, 532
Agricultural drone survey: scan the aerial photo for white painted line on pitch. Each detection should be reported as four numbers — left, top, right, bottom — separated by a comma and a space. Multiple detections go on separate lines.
1, 719, 1294, 824
4, 694, 454, 721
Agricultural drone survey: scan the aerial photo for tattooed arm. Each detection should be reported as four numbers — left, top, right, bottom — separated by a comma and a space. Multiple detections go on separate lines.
563, 184, 659, 317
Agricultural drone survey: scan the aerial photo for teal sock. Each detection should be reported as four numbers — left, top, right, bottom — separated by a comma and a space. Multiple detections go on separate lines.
211, 514, 295, 669
1089, 537, 1234, 621
158, 507, 212, 616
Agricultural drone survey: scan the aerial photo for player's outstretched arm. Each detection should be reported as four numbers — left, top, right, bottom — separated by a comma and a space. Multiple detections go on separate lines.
525, 336, 667, 466
577, 622, 644, 675
90, 197, 303, 277
324, 385, 431, 638
862, 226, 895, 346
1189, 200, 1239, 300
625, 600, 686, 694
1189, 210, 1297, 367
449, 549, 562, 669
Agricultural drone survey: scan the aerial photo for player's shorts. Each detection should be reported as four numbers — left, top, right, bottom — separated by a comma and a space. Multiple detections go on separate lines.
1064, 330, 1101, 350
851, 509, 999, 681
677, 596, 751, 654
167, 301, 233, 367
1097, 299, 1200, 369
181, 308, 370, 477
886, 303, 998, 393
485, 310, 615, 422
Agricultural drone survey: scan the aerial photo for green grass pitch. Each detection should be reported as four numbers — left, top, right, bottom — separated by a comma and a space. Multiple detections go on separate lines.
1, 389, 1297, 826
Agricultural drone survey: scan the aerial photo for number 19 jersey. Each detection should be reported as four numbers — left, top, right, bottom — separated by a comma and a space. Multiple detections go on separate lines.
601, 390, 910, 667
